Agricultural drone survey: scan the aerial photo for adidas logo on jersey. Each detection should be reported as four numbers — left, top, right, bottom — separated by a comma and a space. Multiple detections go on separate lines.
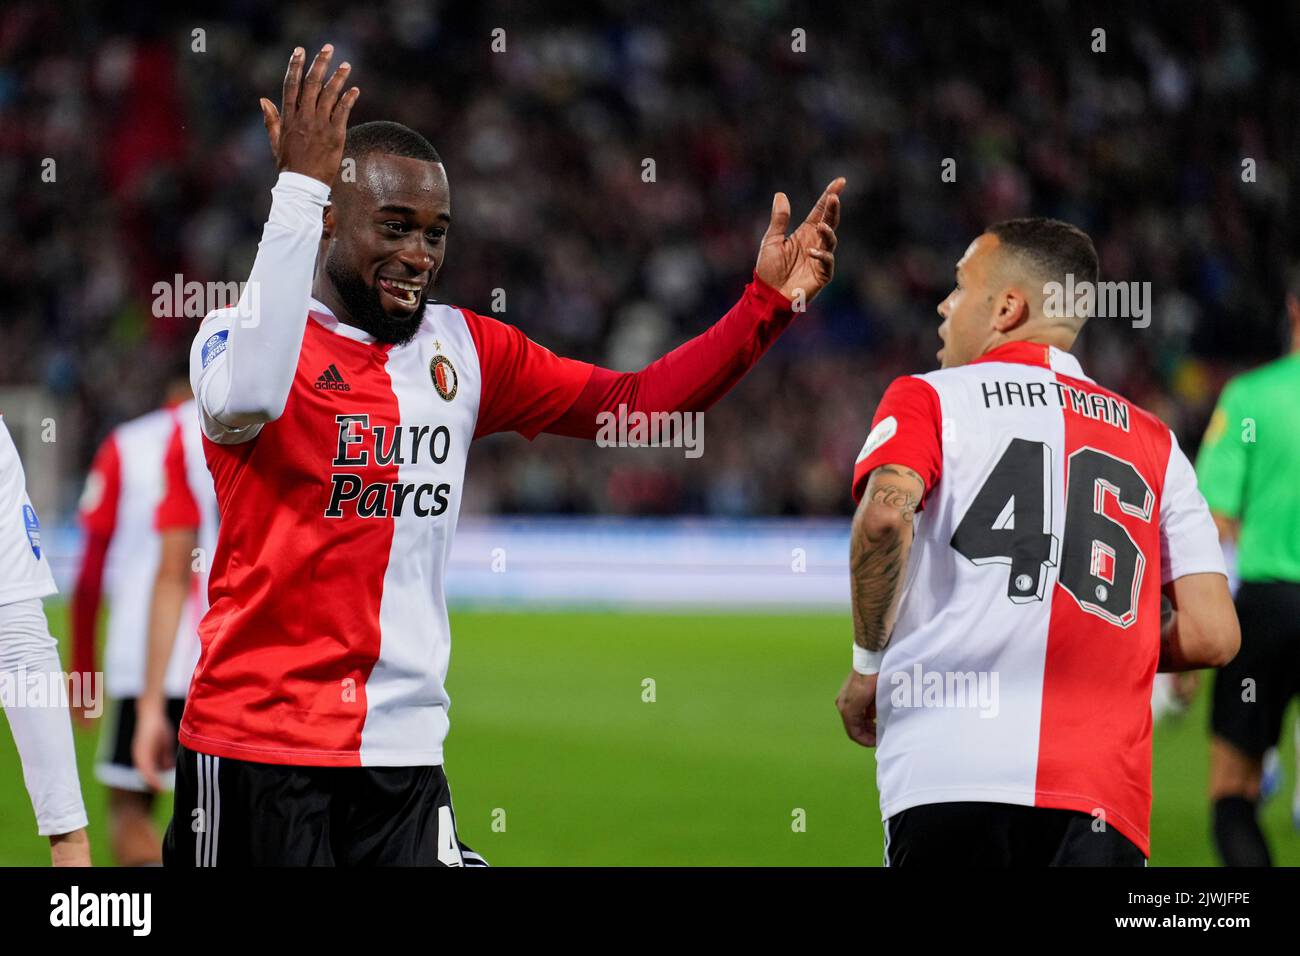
315, 365, 351, 392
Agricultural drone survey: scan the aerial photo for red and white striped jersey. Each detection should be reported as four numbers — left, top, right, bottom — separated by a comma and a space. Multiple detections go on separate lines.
180, 170, 793, 771
851, 341, 1226, 856
154, 399, 218, 664
182, 299, 591, 767
78, 405, 209, 698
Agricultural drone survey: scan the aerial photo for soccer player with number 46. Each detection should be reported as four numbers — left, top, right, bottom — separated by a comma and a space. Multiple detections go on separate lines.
836, 219, 1240, 867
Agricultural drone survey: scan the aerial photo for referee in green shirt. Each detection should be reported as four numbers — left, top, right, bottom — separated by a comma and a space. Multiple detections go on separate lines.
1196, 291, 1300, 867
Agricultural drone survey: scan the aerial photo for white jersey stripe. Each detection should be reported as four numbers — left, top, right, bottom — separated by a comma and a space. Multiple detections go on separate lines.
875, 360, 1065, 821
360, 305, 482, 766
209, 755, 220, 867
195, 753, 206, 867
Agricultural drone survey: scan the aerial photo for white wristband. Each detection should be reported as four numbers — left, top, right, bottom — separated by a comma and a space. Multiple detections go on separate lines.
852, 644, 884, 676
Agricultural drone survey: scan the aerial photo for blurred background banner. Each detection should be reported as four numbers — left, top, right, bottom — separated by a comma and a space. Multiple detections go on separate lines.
445, 516, 848, 607
40, 516, 851, 608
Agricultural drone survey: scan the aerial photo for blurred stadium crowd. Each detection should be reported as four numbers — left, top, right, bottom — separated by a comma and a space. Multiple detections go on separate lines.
2, 0, 1297, 518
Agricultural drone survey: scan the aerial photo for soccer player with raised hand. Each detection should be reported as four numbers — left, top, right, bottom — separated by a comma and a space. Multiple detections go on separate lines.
142, 44, 843, 866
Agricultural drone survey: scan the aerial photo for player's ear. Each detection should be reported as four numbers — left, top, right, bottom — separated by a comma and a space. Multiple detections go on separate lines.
992, 287, 1029, 333
322, 202, 336, 240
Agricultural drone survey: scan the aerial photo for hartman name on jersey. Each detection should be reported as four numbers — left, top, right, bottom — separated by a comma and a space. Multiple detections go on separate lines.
980, 378, 1130, 431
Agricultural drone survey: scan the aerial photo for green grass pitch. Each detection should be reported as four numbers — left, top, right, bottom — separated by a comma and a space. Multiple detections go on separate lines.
1, 606, 1296, 866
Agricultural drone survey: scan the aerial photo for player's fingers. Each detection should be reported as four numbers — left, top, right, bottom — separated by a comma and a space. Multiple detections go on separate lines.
809, 248, 835, 278
133, 744, 158, 791
148, 737, 171, 789
300, 44, 334, 112
821, 179, 845, 228
847, 719, 875, 747
765, 192, 791, 240
815, 220, 837, 252
281, 47, 305, 119
836, 699, 864, 742
260, 98, 281, 154
855, 700, 878, 745
803, 177, 846, 228
319, 61, 352, 117
801, 183, 830, 226
822, 191, 841, 231
332, 85, 360, 130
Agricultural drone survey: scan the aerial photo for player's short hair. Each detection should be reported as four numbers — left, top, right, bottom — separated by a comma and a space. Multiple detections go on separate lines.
986, 217, 1099, 294
343, 121, 441, 165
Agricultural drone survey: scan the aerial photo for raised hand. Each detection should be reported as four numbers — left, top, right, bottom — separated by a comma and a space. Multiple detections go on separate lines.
259, 44, 360, 186
755, 177, 845, 304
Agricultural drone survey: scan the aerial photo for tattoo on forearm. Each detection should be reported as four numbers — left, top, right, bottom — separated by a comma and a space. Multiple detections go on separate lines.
850, 465, 922, 651
851, 529, 904, 651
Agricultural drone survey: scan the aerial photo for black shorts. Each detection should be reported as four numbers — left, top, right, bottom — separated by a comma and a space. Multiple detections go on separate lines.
883, 802, 1147, 867
1211, 581, 1300, 757
162, 745, 487, 867
95, 697, 186, 793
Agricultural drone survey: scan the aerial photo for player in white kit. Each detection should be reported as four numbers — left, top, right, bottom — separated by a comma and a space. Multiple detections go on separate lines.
0, 414, 90, 865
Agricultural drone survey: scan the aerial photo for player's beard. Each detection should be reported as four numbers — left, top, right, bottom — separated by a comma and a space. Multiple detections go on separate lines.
325, 256, 426, 347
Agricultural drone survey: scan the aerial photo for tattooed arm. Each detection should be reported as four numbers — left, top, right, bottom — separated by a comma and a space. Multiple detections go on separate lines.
836, 463, 926, 748
851, 464, 925, 652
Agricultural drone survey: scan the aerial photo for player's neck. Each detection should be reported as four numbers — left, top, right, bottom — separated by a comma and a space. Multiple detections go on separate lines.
312, 279, 354, 327
985, 327, 1077, 357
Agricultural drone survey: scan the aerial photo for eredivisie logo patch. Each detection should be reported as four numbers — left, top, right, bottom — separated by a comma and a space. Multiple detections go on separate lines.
430, 353, 458, 401
856, 415, 897, 462
22, 504, 41, 559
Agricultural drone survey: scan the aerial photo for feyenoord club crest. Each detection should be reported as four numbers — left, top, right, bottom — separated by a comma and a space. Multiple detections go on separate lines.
430, 351, 458, 401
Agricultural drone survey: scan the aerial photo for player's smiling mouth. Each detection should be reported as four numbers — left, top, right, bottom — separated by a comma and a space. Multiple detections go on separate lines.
377, 275, 424, 309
